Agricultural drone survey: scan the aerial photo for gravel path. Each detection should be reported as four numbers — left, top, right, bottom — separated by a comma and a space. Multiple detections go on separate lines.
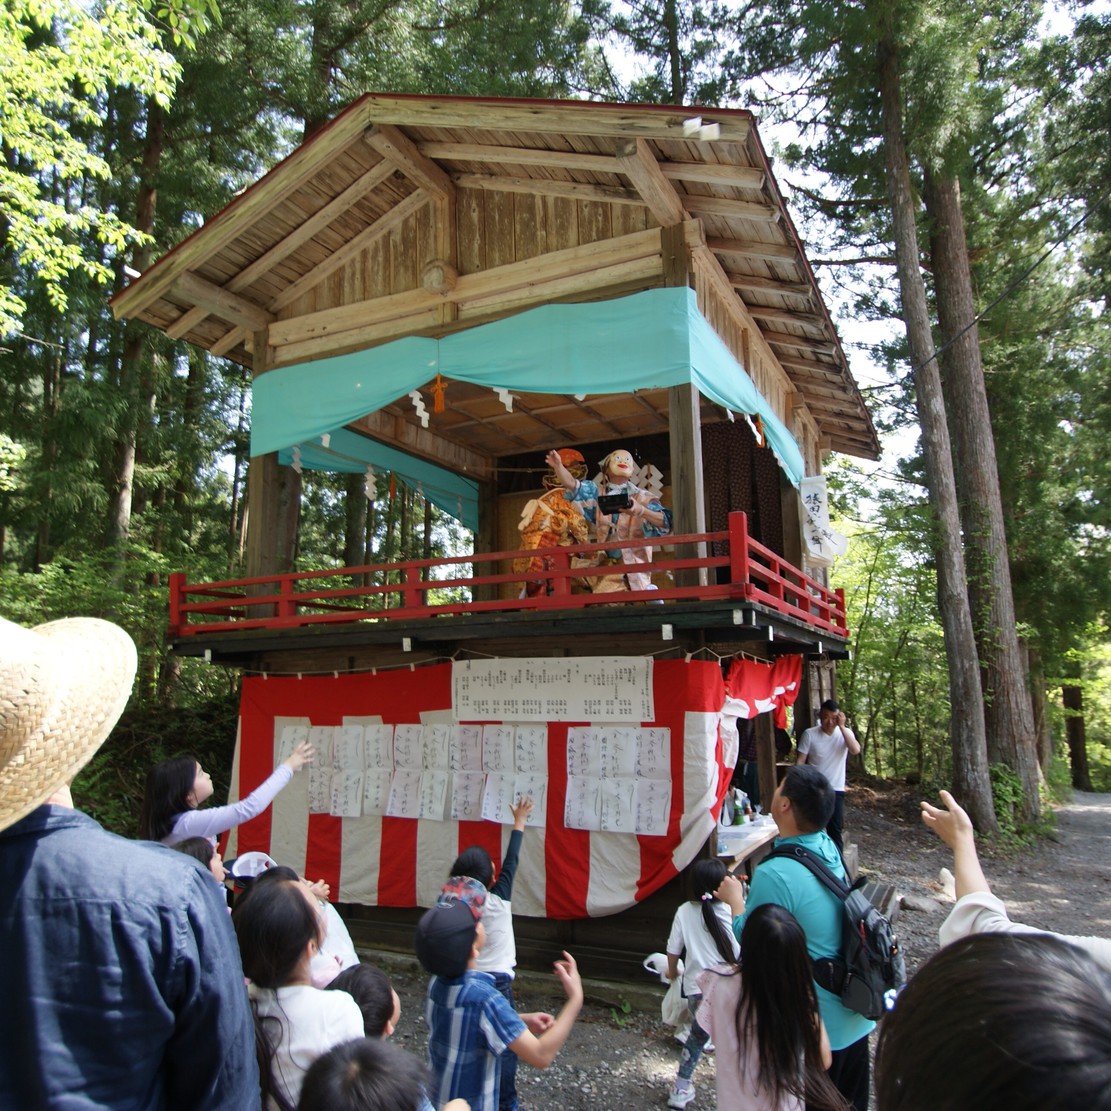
376, 786, 1111, 1111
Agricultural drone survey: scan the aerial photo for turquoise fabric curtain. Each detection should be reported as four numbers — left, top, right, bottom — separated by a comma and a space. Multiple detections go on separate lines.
255, 288, 805, 527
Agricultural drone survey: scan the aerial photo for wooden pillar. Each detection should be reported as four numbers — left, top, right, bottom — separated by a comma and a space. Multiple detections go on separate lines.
662, 223, 707, 586
754, 711, 778, 813
245, 326, 300, 578
473, 478, 500, 602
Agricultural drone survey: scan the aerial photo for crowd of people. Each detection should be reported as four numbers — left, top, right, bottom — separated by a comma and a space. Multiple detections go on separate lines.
1, 613, 1109, 1111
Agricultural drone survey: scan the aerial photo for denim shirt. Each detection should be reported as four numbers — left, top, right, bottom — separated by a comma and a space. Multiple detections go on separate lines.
0, 805, 260, 1110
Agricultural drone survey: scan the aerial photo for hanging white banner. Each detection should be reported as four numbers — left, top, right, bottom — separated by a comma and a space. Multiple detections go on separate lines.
799, 475, 848, 566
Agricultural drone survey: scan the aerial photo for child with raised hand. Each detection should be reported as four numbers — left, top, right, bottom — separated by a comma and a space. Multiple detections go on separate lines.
415, 886, 582, 1111
698, 903, 846, 1111
140, 740, 314, 846
665, 858, 740, 1109
447, 795, 534, 1111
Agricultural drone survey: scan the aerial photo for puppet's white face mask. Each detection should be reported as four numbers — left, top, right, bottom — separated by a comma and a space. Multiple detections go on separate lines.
602, 449, 635, 483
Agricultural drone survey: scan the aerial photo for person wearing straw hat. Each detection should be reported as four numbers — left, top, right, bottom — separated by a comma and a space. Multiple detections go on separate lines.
0, 615, 260, 1110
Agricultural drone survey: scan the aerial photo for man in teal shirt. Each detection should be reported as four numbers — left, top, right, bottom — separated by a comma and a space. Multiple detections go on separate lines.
717, 765, 874, 1111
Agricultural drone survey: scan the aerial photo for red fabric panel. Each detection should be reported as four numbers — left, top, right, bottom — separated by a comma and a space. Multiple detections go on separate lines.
635, 661, 725, 901
543, 722, 590, 918
377, 817, 418, 906
235, 677, 286, 856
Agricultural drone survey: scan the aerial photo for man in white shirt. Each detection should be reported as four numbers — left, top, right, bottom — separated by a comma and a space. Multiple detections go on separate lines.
796, 699, 861, 854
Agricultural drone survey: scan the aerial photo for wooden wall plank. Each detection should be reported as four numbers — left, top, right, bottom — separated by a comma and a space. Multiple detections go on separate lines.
485, 189, 516, 268
457, 186, 485, 274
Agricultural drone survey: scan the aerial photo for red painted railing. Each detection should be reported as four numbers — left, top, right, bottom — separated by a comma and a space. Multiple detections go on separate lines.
168, 512, 848, 638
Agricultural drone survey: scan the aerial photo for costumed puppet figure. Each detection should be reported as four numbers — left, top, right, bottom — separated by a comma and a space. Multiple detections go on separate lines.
547, 447, 672, 593
514, 448, 593, 597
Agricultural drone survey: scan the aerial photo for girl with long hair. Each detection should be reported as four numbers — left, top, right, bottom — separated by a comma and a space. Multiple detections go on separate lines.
139, 740, 313, 845
699, 903, 846, 1111
665, 858, 740, 1108
233, 872, 364, 1111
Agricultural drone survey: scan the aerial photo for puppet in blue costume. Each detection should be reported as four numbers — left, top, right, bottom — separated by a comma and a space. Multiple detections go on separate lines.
545, 447, 672, 593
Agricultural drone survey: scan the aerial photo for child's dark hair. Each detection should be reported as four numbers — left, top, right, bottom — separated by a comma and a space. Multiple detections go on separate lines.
690, 858, 736, 966
297, 1037, 432, 1111
734, 904, 846, 1111
172, 836, 215, 868
327, 964, 396, 1038
875, 934, 1111, 1111
233, 877, 325, 1111
450, 845, 494, 889
139, 755, 198, 841
233, 875, 322, 988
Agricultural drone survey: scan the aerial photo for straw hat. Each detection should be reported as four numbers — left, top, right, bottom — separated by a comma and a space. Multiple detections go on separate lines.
0, 615, 137, 832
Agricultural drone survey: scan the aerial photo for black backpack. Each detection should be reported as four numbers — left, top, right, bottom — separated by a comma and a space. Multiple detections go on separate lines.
765, 844, 906, 1020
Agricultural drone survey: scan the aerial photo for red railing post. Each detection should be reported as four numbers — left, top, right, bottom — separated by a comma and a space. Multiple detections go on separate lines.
835, 587, 848, 634
549, 550, 571, 598
168, 572, 186, 635
278, 576, 296, 621
403, 565, 424, 613
728, 512, 751, 593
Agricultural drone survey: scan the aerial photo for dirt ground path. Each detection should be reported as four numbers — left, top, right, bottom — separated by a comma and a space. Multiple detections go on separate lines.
380, 788, 1111, 1111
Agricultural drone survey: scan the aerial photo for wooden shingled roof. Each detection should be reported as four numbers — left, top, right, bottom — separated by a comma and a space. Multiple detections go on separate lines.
111, 94, 879, 462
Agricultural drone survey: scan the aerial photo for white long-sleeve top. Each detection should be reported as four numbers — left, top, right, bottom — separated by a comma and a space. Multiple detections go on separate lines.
939, 889, 1111, 971
163, 765, 293, 846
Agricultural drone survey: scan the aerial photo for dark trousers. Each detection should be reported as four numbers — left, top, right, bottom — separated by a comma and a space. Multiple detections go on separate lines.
492, 971, 519, 1111
807, 1034, 870, 1111
827, 791, 846, 855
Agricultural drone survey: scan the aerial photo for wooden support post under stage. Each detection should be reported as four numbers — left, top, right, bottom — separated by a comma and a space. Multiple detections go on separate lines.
755, 711, 778, 813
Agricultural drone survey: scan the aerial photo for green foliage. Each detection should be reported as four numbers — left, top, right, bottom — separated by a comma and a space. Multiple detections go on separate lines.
988, 762, 1024, 840
72, 691, 239, 837
0, 0, 197, 334
609, 995, 632, 1026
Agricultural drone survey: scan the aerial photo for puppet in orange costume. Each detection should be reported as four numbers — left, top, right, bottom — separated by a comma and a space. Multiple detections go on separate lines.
514, 449, 592, 597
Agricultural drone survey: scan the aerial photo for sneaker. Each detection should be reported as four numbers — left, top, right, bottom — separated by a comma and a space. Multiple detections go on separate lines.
667, 1083, 696, 1108
703, 1040, 715, 1053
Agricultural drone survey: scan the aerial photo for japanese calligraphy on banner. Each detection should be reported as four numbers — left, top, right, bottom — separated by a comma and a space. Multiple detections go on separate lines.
226, 660, 727, 919
799, 475, 848, 567
452, 657, 654, 722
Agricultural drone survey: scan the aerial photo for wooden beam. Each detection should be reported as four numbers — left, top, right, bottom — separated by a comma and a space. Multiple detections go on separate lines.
777, 354, 844, 378
660, 221, 692, 288
273, 307, 445, 367
352, 409, 494, 481
269, 190, 430, 313
453, 172, 641, 206
233, 161, 400, 292
744, 305, 827, 329
707, 237, 799, 263
761, 330, 838, 356
173, 272, 274, 330
358, 94, 752, 142
615, 138, 687, 226
268, 225, 670, 349
209, 325, 247, 358
111, 105, 378, 320
419, 141, 618, 176
658, 161, 764, 190
724, 271, 813, 300
165, 304, 208, 340
363, 124, 454, 199
680, 195, 781, 222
